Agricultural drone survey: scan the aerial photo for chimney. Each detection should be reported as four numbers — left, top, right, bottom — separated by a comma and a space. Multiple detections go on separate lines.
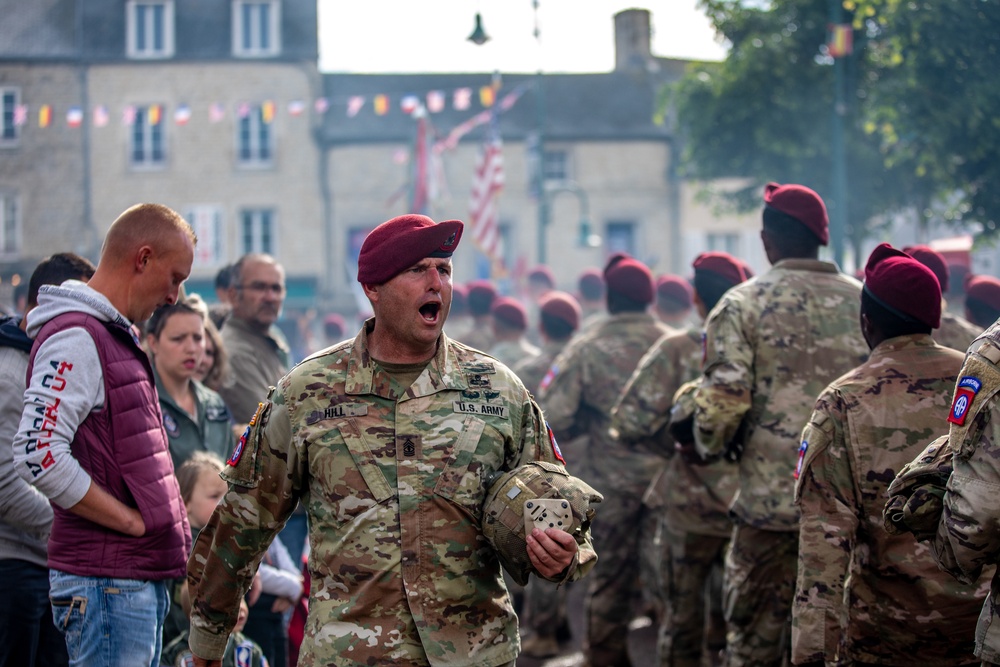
614, 8, 652, 71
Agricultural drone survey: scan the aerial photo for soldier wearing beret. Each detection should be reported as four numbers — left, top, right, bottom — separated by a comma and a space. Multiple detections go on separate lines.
488, 296, 540, 368
964, 274, 1000, 330
903, 244, 982, 351
459, 279, 499, 353
690, 183, 868, 666
540, 256, 671, 666
792, 244, 989, 667
653, 274, 694, 329
186, 214, 596, 667
612, 251, 750, 667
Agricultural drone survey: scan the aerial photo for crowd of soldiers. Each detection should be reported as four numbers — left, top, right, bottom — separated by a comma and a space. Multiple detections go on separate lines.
452, 182, 1000, 667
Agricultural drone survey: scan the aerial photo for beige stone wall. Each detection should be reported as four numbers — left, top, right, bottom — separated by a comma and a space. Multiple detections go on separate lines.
86, 61, 323, 283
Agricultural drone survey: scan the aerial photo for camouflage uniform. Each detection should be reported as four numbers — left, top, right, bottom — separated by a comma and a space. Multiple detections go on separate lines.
489, 339, 540, 370
540, 311, 671, 666
187, 322, 596, 667
612, 327, 736, 667
692, 258, 868, 667
793, 334, 988, 666
936, 310, 983, 352
928, 321, 1000, 665
512, 340, 575, 646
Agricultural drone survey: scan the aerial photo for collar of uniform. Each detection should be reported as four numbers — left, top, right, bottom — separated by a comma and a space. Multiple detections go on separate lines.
152, 365, 203, 424
870, 333, 937, 359
344, 319, 467, 398
770, 257, 842, 274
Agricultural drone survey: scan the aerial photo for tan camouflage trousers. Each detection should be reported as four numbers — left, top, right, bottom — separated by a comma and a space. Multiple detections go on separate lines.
657, 522, 728, 667
522, 576, 570, 639
583, 487, 649, 667
722, 524, 797, 667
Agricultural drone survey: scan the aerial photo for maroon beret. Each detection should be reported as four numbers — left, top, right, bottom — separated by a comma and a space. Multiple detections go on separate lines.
864, 243, 941, 328
903, 245, 949, 293
357, 214, 463, 284
692, 252, 751, 287
603, 252, 631, 278
966, 275, 1000, 310
606, 258, 654, 305
764, 182, 829, 246
466, 279, 498, 316
577, 268, 604, 299
539, 291, 581, 330
527, 265, 556, 288
655, 274, 693, 308
491, 297, 528, 330
450, 283, 468, 314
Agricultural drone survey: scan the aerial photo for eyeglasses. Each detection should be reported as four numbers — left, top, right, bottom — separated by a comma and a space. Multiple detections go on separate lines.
236, 282, 285, 295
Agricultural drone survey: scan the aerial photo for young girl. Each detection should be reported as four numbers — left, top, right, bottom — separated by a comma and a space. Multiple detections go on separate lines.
146, 298, 234, 470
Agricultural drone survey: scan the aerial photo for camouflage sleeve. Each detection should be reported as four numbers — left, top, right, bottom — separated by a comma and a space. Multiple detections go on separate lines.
187, 388, 302, 660
792, 395, 856, 665
932, 406, 1000, 584
611, 337, 673, 443
520, 394, 598, 583
693, 299, 753, 458
537, 346, 586, 441
932, 343, 1000, 583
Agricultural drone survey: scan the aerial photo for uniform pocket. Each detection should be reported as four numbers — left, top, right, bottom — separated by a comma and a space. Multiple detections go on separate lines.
434, 415, 504, 521
309, 418, 395, 527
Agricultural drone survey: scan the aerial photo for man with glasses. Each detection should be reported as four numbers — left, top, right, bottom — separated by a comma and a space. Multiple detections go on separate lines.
218, 253, 290, 426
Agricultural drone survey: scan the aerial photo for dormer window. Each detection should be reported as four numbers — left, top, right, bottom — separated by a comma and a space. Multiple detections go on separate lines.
233, 1, 281, 58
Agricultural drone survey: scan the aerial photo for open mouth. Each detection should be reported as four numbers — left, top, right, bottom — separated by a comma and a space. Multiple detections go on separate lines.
419, 302, 441, 323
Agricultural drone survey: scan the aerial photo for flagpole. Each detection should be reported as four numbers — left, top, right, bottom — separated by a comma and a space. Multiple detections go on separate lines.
532, 0, 549, 265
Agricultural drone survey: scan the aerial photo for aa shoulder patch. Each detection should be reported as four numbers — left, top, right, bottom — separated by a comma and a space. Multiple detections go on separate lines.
948, 376, 982, 426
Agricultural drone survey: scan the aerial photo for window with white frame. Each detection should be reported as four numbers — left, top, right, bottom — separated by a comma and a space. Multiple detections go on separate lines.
543, 148, 569, 182
605, 220, 637, 257
237, 104, 273, 166
130, 105, 166, 167
126, 1, 175, 59
2, 88, 20, 145
232, 0, 281, 57
0, 192, 21, 257
187, 205, 225, 267
240, 208, 275, 255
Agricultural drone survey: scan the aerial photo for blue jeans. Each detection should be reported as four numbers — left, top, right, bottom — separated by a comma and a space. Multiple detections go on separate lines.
48, 570, 170, 667
0, 559, 68, 667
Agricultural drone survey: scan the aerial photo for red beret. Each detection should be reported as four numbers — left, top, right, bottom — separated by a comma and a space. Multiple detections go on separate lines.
539, 291, 581, 330
357, 214, 463, 284
864, 243, 941, 328
606, 258, 654, 305
527, 265, 556, 288
466, 279, 498, 315
692, 252, 751, 287
450, 283, 468, 314
655, 275, 693, 308
903, 245, 949, 293
323, 313, 345, 337
491, 297, 528, 330
603, 252, 631, 278
966, 275, 1000, 310
764, 182, 829, 246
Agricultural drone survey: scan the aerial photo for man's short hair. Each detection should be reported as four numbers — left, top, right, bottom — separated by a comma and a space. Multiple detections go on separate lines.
861, 289, 931, 340
214, 264, 234, 291
28, 253, 96, 309
230, 253, 281, 287
762, 206, 821, 257
101, 203, 196, 264
693, 271, 738, 314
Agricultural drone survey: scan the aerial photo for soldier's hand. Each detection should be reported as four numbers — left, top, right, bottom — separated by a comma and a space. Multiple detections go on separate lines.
526, 527, 578, 578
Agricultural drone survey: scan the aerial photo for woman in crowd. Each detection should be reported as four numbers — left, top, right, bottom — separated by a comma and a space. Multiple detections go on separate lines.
146, 297, 234, 470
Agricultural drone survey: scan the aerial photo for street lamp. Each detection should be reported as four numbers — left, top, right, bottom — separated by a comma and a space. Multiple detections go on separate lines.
544, 180, 601, 251
467, 13, 490, 46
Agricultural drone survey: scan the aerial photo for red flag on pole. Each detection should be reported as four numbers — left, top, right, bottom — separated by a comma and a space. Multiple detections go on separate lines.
468, 138, 505, 272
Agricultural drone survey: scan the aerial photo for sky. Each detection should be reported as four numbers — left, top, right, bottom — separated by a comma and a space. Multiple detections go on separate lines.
318, 1, 728, 74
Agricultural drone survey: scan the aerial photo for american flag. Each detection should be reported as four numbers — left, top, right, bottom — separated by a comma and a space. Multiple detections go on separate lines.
468, 138, 504, 267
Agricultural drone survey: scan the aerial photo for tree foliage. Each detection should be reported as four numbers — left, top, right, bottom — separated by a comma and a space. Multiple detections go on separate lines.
670, 0, 1000, 243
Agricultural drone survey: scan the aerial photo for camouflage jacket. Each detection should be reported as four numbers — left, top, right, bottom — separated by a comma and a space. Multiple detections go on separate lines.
611, 327, 736, 536
489, 338, 540, 370
539, 311, 671, 493
512, 340, 565, 396
187, 323, 596, 667
931, 320, 1000, 663
935, 310, 983, 353
693, 258, 868, 531
793, 334, 988, 665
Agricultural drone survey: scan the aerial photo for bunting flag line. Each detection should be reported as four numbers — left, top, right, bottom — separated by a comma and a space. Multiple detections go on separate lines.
828, 23, 853, 57
148, 103, 162, 125
38, 104, 51, 128
209, 102, 226, 123
262, 100, 276, 124
93, 105, 109, 127
13, 104, 28, 127
66, 107, 83, 127
373, 94, 389, 116
174, 104, 191, 125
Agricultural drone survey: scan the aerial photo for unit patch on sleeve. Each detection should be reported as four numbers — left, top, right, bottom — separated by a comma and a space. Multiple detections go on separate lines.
948, 376, 982, 426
